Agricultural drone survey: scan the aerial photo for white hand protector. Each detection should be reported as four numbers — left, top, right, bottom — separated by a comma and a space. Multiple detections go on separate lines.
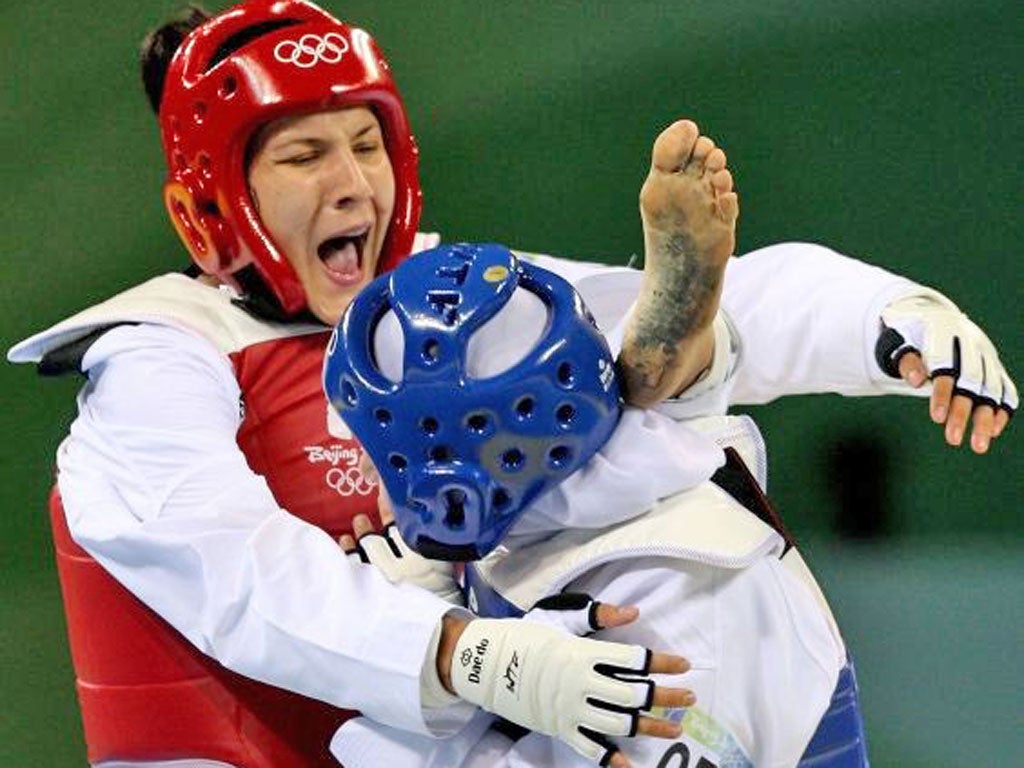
523, 592, 603, 637
449, 616, 654, 764
877, 288, 1018, 414
349, 524, 464, 605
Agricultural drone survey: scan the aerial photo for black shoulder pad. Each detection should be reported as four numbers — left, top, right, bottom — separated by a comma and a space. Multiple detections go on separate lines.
36, 324, 134, 378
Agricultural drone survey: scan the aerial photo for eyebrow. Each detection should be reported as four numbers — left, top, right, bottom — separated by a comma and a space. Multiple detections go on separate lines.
271, 121, 381, 152
352, 122, 379, 140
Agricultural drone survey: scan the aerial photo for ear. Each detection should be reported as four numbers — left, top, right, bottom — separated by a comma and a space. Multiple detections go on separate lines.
164, 178, 222, 274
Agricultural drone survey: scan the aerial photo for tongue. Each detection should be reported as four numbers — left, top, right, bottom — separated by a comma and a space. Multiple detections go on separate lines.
322, 241, 360, 277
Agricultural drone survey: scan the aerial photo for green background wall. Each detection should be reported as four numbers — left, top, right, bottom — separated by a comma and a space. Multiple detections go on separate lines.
2, 0, 1020, 764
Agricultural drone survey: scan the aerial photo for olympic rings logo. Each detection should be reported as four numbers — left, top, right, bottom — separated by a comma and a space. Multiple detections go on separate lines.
274, 33, 349, 69
325, 466, 377, 497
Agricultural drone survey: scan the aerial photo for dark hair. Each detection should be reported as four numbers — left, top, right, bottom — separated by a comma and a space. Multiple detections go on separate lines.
140, 6, 302, 115
140, 5, 211, 114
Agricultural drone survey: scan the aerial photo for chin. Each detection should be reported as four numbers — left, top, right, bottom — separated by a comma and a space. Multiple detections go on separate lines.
313, 285, 364, 326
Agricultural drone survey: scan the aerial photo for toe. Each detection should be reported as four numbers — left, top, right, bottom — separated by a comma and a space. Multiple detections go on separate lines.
651, 119, 698, 172
705, 147, 727, 173
710, 167, 734, 194
717, 191, 740, 225
687, 135, 716, 171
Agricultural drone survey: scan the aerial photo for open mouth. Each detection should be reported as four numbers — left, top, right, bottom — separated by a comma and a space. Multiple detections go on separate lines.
318, 229, 370, 280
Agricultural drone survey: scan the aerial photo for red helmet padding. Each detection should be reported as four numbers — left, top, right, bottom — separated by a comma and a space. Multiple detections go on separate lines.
160, 0, 421, 315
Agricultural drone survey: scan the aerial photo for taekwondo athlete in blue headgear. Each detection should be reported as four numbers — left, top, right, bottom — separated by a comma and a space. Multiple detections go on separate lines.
324, 242, 869, 768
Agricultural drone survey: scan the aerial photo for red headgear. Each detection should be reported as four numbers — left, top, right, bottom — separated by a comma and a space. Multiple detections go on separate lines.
159, 0, 421, 315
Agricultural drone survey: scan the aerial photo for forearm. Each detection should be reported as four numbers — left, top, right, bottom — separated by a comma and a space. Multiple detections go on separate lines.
60, 459, 456, 732
722, 242, 918, 404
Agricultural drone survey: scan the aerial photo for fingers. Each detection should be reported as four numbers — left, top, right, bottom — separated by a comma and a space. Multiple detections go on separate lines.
929, 372, 954, 423
969, 405, 995, 454
607, 710, 695, 768
650, 681, 696, 709
357, 451, 379, 483
648, 652, 690, 675
993, 409, 1010, 438
338, 513, 378, 554
592, 603, 640, 629
898, 351, 929, 388
637, 714, 684, 739
377, 486, 395, 525
929, 374, 1005, 453
352, 513, 375, 538
943, 391, 973, 446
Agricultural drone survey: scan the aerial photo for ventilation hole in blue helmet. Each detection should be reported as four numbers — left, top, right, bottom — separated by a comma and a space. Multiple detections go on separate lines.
374, 408, 392, 427
556, 403, 577, 426
443, 489, 467, 529
422, 339, 441, 364
501, 448, 525, 472
466, 413, 489, 433
514, 397, 535, 419
421, 416, 439, 435
430, 445, 454, 462
492, 487, 512, 511
409, 499, 431, 523
557, 362, 575, 387
388, 453, 408, 472
548, 445, 572, 468
341, 379, 358, 407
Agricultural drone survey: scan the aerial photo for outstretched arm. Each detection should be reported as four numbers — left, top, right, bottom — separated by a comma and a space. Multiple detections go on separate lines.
720, 242, 1016, 452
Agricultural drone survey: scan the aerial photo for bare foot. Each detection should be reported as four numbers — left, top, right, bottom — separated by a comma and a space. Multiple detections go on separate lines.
618, 119, 739, 407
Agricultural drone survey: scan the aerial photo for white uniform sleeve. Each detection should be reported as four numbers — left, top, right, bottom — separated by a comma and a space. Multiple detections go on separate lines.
518, 244, 932, 411
720, 241, 922, 404
56, 323, 473, 735
509, 408, 725, 536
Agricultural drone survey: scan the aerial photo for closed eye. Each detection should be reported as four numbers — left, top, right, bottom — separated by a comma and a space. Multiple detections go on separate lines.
279, 151, 321, 166
353, 140, 384, 156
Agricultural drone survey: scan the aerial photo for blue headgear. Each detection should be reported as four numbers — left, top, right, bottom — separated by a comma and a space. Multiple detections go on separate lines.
323, 243, 622, 560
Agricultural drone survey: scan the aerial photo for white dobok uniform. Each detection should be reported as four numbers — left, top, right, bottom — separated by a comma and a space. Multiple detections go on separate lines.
330, 408, 849, 768
8, 239, 922, 764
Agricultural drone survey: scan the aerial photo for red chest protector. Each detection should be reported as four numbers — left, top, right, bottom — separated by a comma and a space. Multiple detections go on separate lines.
49, 316, 381, 766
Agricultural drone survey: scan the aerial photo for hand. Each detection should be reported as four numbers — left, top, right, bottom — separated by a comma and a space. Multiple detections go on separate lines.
448, 600, 694, 767
523, 593, 695, 768
340, 509, 464, 606
877, 289, 1017, 453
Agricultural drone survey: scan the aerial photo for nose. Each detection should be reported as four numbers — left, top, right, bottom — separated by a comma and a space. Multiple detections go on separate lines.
324, 147, 373, 209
